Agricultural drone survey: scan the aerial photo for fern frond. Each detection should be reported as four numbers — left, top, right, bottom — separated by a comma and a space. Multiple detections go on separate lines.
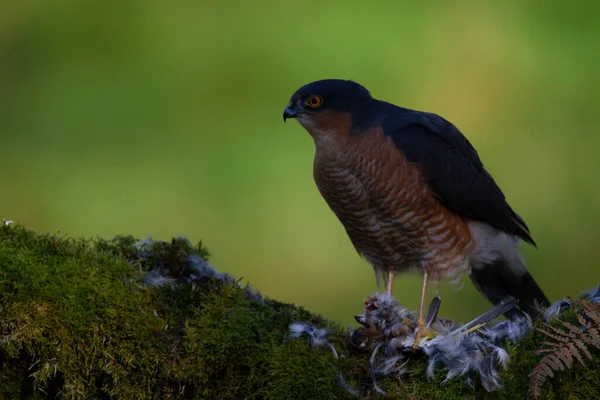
529, 299, 600, 399
575, 299, 600, 351
560, 319, 586, 334
573, 337, 593, 360
582, 327, 600, 350
578, 299, 600, 324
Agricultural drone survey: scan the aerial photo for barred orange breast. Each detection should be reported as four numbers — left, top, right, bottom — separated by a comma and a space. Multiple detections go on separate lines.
311, 124, 474, 285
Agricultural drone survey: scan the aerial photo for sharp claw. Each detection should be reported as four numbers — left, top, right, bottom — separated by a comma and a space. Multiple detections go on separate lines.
413, 318, 428, 349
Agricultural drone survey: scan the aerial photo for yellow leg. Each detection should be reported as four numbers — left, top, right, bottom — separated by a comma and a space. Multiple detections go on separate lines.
386, 269, 395, 296
413, 269, 429, 349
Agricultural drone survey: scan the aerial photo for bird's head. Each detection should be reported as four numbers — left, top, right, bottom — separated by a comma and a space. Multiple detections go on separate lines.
283, 79, 376, 139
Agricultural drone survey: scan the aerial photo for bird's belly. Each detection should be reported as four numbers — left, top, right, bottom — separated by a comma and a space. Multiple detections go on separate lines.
313, 134, 473, 282
315, 164, 425, 269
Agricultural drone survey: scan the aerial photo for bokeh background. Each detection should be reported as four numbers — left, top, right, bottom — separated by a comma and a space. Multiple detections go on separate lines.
2, 1, 599, 326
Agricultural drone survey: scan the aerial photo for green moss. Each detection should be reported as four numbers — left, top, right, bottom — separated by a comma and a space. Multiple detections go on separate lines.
0, 224, 359, 399
1, 223, 599, 399
264, 340, 351, 400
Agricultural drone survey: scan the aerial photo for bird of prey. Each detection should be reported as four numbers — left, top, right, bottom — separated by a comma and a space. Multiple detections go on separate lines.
283, 79, 549, 347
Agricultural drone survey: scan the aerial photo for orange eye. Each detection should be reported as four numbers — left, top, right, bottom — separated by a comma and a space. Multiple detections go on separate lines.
306, 95, 323, 108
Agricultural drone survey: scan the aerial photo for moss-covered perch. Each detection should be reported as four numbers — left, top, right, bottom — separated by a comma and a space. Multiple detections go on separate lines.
1, 223, 599, 399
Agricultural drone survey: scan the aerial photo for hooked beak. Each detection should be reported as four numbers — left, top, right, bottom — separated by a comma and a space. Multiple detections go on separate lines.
283, 106, 297, 122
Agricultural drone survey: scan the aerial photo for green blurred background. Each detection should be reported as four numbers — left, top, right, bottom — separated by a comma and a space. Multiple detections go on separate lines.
1, 0, 599, 326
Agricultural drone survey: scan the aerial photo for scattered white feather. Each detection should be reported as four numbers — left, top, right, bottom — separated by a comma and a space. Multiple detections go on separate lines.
367, 342, 408, 395
288, 322, 307, 337
290, 287, 600, 394
142, 270, 176, 288
481, 314, 532, 343
544, 298, 572, 322
337, 373, 359, 397
426, 355, 438, 379
133, 237, 264, 302
288, 322, 338, 359
494, 347, 510, 370
582, 284, 600, 304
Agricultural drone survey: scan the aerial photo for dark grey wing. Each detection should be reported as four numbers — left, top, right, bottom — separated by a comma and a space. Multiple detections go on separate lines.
381, 107, 535, 245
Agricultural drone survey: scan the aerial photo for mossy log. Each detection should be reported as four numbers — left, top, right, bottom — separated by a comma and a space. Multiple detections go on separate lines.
0, 224, 599, 399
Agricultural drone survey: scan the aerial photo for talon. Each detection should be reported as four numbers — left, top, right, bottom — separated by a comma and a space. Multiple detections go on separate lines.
413, 269, 431, 349
413, 317, 428, 349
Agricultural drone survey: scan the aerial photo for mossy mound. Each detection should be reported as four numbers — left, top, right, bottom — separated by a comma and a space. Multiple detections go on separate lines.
0, 223, 598, 399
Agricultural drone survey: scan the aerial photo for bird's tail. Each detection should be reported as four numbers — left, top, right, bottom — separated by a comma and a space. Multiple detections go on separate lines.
467, 222, 550, 319
469, 261, 549, 319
